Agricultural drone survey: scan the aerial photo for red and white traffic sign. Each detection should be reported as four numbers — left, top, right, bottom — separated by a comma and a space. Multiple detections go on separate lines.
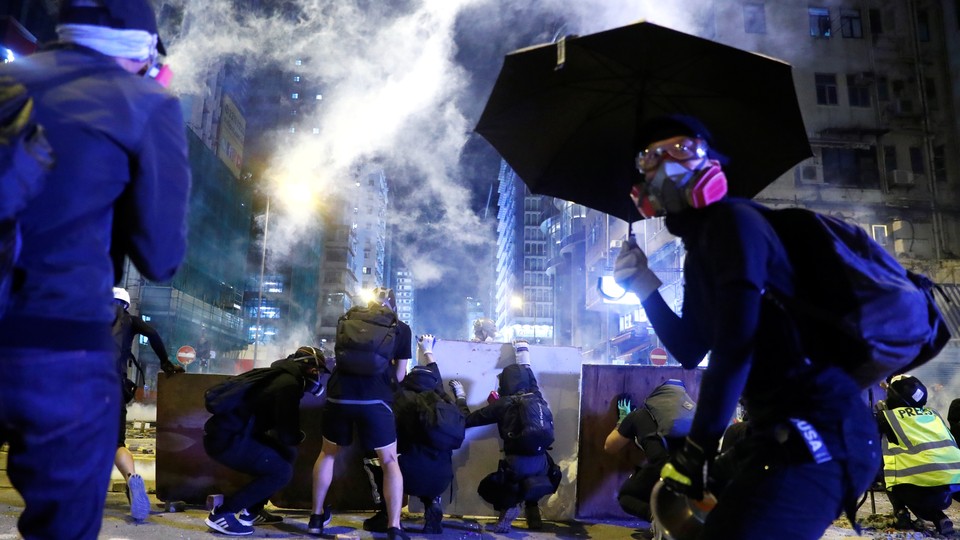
176, 345, 196, 365
650, 347, 668, 366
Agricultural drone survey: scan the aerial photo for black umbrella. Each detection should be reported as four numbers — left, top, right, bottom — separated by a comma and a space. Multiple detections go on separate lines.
475, 21, 812, 221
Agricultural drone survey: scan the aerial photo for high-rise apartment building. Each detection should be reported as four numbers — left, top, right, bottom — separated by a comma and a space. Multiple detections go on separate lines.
495, 161, 554, 343
316, 167, 390, 350
394, 269, 415, 334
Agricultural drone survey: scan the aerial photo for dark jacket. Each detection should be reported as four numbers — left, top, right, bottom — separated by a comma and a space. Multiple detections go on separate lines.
643, 199, 872, 456
393, 362, 468, 498
204, 358, 309, 455
112, 304, 169, 375
465, 364, 549, 455
0, 44, 190, 352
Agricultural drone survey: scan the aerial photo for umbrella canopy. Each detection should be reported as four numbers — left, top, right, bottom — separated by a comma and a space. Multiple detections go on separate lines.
475, 21, 812, 221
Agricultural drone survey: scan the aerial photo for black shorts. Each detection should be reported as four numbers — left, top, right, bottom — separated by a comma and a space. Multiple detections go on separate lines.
322, 400, 396, 450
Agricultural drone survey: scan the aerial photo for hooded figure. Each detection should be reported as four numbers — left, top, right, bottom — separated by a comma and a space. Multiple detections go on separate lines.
0, 0, 189, 537
465, 346, 556, 533
203, 347, 328, 536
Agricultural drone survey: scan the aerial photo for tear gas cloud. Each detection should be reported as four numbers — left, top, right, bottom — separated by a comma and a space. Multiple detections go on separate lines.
161, 0, 721, 342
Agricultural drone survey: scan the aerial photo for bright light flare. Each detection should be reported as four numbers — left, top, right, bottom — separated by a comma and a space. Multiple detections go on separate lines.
273, 178, 316, 210
359, 288, 375, 304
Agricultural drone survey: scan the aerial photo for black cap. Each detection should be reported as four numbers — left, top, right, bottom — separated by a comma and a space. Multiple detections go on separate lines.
59, 0, 166, 55
635, 114, 728, 164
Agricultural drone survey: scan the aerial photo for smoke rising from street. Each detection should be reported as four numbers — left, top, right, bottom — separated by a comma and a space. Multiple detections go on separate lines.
160, 0, 717, 341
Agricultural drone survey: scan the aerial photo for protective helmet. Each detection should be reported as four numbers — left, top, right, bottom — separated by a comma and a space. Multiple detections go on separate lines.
290, 346, 327, 397
473, 318, 496, 341
370, 287, 396, 311
887, 374, 927, 408
113, 287, 130, 309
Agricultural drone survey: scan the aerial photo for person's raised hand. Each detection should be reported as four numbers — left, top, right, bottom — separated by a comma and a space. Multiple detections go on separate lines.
614, 239, 662, 301
418, 334, 436, 355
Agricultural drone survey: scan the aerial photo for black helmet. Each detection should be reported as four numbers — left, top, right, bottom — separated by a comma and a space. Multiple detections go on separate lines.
887, 374, 927, 408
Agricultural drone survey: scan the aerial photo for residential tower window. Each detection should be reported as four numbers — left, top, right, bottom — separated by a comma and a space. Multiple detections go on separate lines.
815, 73, 838, 105
933, 145, 946, 182
876, 76, 889, 101
821, 147, 880, 188
809, 7, 832, 37
840, 9, 863, 38
883, 145, 897, 172
909, 146, 925, 175
846, 74, 871, 107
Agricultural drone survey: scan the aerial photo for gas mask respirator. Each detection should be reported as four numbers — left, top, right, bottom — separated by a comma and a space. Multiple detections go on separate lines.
631, 159, 728, 218
306, 376, 324, 397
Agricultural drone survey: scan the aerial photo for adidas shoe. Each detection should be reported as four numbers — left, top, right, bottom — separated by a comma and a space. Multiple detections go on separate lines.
127, 474, 150, 522
307, 506, 332, 535
205, 507, 253, 536
237, 508, 283, 526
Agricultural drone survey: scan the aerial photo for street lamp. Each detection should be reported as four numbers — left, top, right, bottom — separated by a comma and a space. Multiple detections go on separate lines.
250, 177, 319, 365
252, 196, 270, 365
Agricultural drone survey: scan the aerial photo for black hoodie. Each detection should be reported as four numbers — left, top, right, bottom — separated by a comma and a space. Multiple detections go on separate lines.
204, 358, 310, 454
465, 364, 547, 455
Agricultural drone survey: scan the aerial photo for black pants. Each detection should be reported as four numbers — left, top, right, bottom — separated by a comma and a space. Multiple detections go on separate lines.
205, 434, 296, 514
888, 483, 952, 524
618, 459, 666, 521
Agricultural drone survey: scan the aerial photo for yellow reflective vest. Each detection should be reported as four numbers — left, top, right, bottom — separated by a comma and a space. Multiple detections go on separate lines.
882, 406, 960, 488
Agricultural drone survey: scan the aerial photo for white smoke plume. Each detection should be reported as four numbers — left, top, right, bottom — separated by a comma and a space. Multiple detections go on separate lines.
159, 0, 720, 339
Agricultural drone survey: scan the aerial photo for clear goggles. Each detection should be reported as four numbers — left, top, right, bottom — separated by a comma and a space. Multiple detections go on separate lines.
635, 137, 707, 173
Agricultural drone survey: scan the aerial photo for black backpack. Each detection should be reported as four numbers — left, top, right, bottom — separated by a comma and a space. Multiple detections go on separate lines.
335, 304, 398, 375
1, 77, 54, 318
204, 367, 283, 415
503, 392, 555, 455
643, 382, 696, 439
413, 391, 466, 451
755, 203, 951, 388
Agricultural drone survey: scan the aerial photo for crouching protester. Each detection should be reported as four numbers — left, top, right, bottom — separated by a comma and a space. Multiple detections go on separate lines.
603, 379, 695, 527
614, 115, 880, 539
876, 374, 960, 536
202, 347, 329, 536
463, 340, 561, 533
363, 334, 469, 534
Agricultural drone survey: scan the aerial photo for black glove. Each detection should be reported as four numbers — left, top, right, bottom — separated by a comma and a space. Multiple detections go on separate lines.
660, 437, 713, 500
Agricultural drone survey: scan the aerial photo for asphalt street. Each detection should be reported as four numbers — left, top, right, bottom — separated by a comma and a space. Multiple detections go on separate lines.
0, 487, 649, 540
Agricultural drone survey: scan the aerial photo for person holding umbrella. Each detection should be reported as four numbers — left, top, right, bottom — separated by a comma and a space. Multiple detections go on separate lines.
613, 115, 880, 539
